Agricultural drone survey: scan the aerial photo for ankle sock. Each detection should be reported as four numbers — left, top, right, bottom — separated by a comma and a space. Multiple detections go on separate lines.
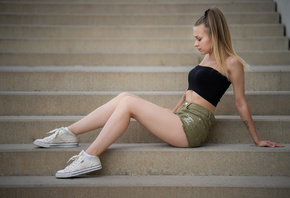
82, 151, 96, 159
64, 127, 75, 136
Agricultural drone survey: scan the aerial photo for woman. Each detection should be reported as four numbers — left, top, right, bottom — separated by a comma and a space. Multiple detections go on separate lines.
34, 7, 284, 178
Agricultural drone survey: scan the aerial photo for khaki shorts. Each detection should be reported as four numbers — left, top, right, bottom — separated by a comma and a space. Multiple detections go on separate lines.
175, 102, 215, 147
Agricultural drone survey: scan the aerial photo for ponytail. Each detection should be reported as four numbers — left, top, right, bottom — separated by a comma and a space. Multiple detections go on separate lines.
195, 7, 247, 78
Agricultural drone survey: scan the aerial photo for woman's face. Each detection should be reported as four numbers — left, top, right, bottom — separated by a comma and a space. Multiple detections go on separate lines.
193, 24, 212, 55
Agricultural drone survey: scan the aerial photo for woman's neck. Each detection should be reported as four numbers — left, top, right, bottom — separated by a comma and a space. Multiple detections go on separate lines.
200, 54, 217, 67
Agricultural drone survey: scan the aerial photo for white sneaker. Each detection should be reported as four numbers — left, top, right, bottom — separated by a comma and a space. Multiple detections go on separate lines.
55, 150, 102, 178
33, 127, 78, 148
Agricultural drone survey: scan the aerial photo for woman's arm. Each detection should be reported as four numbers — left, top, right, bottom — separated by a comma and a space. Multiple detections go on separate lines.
227, 58, 284, 148
171, 91, 187, 113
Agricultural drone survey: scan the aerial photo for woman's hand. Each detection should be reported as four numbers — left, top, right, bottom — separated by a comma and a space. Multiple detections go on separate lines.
256, 140, 285, 148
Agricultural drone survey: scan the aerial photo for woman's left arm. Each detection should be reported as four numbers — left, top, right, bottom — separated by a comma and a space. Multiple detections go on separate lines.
227, 58, 284, 148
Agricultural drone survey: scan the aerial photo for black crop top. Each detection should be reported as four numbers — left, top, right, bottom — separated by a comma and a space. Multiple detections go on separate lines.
188, 65, 231, 107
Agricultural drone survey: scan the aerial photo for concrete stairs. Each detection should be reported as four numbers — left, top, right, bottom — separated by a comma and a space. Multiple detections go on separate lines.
0, 0, 289, 197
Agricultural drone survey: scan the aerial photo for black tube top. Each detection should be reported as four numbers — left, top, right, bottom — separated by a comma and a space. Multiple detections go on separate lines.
188, 65, 231, 107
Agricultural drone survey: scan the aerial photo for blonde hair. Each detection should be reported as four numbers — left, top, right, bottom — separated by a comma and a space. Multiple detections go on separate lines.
194, 7, 247, 78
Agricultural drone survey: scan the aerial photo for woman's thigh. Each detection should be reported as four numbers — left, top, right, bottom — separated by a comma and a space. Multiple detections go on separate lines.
124, 96, 189, 148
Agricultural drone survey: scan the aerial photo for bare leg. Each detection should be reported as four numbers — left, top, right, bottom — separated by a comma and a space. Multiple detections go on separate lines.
85, 95, 188, 156
68, 93, 141, 135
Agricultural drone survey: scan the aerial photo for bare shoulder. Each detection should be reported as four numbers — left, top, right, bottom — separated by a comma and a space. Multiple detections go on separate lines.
226, 56, 244, 76
226, 56, 243, 72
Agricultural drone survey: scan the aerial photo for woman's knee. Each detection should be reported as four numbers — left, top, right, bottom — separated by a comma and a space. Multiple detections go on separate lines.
117, 95, 140, 113
117, 92, 135, 100
121, 95, 138, 104
116, 93, 144, 115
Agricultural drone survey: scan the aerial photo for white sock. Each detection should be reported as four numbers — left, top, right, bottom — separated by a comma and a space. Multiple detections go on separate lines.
64, 127, 75, 136
82, 151, 96, 159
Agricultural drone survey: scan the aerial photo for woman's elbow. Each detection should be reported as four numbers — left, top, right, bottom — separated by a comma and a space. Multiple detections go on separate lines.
235, 99, 247, 110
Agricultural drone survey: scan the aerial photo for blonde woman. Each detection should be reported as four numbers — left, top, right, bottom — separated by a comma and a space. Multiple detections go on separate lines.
34, 7, 284, 178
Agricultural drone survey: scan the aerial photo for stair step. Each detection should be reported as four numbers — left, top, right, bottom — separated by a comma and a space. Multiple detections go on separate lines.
0, 175, 289, 198
1, 66, 289, 91
0, 115, 289, 144
0, 12, 279, 25
0, 24, 284, 38
1, 51, 290, 66
1, 37, 287, 52
1, 143, 289, 176
0, 2, 275, 14
0, 91, 289, 116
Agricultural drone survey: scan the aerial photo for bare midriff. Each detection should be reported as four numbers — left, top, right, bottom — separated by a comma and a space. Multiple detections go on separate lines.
185, 90, 215, 114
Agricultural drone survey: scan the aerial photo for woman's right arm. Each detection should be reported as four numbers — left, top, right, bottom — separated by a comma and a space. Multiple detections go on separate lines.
171, 91, 187, 113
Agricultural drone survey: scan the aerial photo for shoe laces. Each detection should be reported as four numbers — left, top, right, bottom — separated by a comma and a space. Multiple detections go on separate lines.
43, 128, 64, 141
64, 150, 85, 171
